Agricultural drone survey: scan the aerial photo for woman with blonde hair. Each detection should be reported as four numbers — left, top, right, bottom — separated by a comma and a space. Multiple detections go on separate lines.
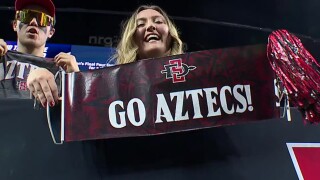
114, 5, 184, 64
27, 5, 184, 107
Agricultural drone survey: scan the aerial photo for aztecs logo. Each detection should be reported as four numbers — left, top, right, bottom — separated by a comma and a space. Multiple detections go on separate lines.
17, 81, 28, 91
161, 59, 196, 83
287, 143, 320, 180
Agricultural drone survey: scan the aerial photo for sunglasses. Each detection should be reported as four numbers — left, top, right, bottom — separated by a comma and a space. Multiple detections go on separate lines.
15, 9, 55, 27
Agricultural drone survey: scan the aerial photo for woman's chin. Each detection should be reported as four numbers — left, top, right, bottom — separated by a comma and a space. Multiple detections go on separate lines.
142, 47, 172, 59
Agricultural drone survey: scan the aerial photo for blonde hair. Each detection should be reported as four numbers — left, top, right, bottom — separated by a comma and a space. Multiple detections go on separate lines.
113, 5, 184, 65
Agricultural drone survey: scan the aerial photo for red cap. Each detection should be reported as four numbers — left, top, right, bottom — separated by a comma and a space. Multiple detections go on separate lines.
15, 0, 55, 17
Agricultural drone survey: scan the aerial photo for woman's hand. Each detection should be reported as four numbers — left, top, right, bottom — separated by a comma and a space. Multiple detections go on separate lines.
54, 52, 80, 73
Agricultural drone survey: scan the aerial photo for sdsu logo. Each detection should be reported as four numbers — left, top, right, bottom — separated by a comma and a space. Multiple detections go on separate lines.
18, 81, 28, 91
161, 59, 196, 83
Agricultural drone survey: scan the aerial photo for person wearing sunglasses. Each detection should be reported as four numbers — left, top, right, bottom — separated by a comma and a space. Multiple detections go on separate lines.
0, 0, 79, 108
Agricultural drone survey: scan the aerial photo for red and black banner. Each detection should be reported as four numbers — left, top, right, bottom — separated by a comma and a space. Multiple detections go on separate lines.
59, 44, 280, 142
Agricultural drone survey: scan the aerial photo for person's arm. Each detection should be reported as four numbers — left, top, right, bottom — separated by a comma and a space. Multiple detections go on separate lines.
27, 53, 80, 108
0, 39, 8, 56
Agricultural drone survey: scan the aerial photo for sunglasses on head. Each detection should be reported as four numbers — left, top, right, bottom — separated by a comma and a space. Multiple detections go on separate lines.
15, 9, 55, 27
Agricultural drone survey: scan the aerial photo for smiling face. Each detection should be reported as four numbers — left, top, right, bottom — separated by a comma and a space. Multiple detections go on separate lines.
134, 9, 172, 60
13, 5, 55, 54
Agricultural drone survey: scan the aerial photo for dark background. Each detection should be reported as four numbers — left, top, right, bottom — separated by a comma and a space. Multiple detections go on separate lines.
2, 100, 319, 180
1, 0, 320, 51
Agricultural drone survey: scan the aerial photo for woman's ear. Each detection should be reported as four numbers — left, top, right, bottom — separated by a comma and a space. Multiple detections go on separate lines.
12, 20, 17, 32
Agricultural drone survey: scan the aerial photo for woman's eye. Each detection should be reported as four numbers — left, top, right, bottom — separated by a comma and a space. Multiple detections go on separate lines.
137, 23, 145, 27
155, 20, 163, 24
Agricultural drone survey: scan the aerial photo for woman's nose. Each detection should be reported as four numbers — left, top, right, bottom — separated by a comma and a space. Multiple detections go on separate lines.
146, 23, 156, 31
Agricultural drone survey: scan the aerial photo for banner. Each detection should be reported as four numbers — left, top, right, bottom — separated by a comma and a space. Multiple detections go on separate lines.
6, 41, 72, 58
6, 41, 116, 71
0, 50, 58, 99
59, 44, 279, 142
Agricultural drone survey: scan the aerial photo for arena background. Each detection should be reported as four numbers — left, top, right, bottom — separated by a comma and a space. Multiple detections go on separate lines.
2, 0, 320, 51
